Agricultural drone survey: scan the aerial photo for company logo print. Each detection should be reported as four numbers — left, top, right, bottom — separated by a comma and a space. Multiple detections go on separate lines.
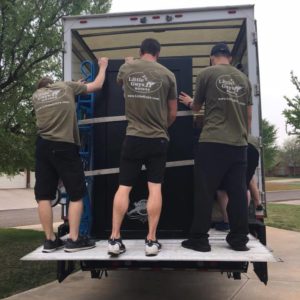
127, 199, 148, 223
216, 74, 247, 97
126, 71, 162, 94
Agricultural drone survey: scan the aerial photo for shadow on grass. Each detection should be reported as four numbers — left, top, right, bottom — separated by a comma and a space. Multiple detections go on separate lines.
0, 228, 57, 299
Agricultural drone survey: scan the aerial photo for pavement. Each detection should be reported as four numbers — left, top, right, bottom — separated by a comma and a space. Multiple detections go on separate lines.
0, 189, 36, 210
0, 189, 61, 227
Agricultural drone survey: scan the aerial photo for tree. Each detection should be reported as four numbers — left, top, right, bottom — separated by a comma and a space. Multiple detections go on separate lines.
281, 137, 300, 176
261, 118, 278, 173
0, 0, 111, 175
283, 71, 300, 136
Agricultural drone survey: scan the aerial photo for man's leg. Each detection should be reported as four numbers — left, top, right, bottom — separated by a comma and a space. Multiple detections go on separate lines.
38, 200, 55, 240
249, 176, 261, 207
216, 190, 229, 223
190, 143, 227, 238
147, 182, 162, 241
225, 147, 249, 250
68, 199, 83, 241
183, 143, 228, 252
111, 185, 132, 239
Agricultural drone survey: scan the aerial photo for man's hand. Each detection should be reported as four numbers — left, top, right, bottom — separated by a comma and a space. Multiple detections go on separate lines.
98, 57, 108, 69
179, 91, 193, 108
125, 56, 134, 63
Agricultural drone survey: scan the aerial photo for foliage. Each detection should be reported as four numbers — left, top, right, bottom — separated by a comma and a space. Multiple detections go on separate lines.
261, 118, 278, 172
0, 0, 111, 175
283, 71, 300, 136
280, 137, 300, 176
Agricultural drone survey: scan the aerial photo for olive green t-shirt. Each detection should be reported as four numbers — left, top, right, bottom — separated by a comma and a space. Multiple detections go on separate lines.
117, 59, 177, 140
32, 81, 87, 145
194, 64, 252, 146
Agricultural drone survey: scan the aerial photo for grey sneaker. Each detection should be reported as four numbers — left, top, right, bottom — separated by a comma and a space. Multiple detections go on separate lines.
64, 235, 95, 252
107, 238, 126, 256
42, 235, 64, 253
145, 239, 162, 256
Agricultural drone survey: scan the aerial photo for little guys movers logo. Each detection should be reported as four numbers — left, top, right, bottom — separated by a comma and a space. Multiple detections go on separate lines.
126, 71, 162, 94
216, 74, 247, 97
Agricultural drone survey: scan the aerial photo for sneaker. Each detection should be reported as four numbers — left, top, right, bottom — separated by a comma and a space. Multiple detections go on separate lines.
230, 244, 250, 251
214, 221, 230, 231
64, 235, 96, 252
145, 239, 162, 256
42, 235, 64, 253
226, 234, 250, 251
107, 238, 126, 256
181, 238, 211, 252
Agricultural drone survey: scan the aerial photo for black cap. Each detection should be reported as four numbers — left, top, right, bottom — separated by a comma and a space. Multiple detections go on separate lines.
210, 43, 231, 56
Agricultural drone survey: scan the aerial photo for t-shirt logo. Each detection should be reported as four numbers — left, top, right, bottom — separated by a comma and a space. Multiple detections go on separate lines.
216, 74, 246, 97
126, 71, 162, 94
35, 89, 65, 103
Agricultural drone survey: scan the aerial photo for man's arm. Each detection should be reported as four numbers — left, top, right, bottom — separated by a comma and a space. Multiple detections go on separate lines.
86, 57, 108, 93
167, 99, 178, 127
178, 91, 203, 112
247, 105, 252, 133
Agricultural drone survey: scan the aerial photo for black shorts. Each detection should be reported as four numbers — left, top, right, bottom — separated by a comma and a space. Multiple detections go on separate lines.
119, 136, 168, 186
246, 143, 259, 187
34, 137, 86, 201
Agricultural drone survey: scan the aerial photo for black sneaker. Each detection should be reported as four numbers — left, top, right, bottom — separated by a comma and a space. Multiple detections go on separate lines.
226, 234, 250, 251
214, 221, 230, 231
181, 238, 211, 252
64, 235, 96, 252
145, 239, 162, 256
42, 235, 64, 253
107, 238, 126, 256
229, 244, 250, 251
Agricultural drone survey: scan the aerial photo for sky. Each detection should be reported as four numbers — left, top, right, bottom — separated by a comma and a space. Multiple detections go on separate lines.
110, 0, 300, 146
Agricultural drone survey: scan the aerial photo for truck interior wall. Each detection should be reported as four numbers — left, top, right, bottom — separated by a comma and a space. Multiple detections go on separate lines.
67, 11, 264, 236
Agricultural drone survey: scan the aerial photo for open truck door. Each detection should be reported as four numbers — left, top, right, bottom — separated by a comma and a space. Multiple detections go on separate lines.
23, 5, 277, 284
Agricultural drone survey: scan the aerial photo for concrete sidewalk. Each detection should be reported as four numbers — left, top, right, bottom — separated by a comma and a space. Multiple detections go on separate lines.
3, 227, 300, 300
0, 189, 36, 210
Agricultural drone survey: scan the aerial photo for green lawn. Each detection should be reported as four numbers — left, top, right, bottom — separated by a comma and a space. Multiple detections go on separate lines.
265, 203, 300, 232
0, 228, 57, 299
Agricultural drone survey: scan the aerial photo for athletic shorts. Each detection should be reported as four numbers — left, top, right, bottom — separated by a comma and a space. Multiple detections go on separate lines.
119, 136, 169, 186
34, 137, 86, 201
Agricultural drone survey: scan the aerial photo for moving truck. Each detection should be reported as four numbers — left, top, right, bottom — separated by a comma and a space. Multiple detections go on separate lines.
23, 5, 276, 284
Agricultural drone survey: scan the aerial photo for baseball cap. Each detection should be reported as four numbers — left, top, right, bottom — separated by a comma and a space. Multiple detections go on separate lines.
210, 43, 231, 56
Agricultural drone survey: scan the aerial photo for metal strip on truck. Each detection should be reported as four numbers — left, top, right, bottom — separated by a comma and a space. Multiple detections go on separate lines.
78, 111, 193, 125
84, 159, 194, 177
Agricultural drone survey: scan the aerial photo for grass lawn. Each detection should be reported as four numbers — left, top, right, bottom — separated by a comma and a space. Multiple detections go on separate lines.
265, 203, 300, 232
265, 182, 300, 191
0, 228, 57, 299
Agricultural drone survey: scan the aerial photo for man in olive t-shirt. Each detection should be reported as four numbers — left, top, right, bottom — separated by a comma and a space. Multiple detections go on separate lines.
181, 43, 252, 252
108, 38, 177, 257
32, 57, 108, 253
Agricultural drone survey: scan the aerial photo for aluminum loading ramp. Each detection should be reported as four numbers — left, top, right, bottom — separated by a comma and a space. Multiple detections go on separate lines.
22, 229, 276, 263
